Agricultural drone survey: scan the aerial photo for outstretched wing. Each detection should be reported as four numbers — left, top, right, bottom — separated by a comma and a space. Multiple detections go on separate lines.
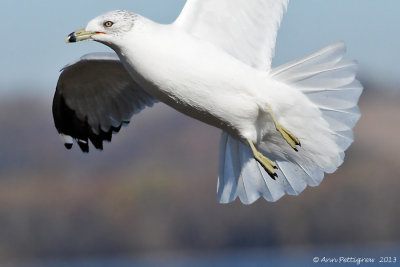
52, 52, 156, 152
174, 0, 289, 70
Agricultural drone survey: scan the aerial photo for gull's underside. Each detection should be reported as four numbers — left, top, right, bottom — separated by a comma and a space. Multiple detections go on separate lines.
53, 0, 362, 204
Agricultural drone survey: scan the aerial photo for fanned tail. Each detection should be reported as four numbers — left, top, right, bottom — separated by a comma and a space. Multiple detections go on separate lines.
218, 133, 286, 204
217, 42, 362, 204
271, 42, 362, 159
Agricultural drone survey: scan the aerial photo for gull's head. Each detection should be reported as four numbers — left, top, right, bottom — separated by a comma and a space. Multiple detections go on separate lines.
66, 10, 137, 45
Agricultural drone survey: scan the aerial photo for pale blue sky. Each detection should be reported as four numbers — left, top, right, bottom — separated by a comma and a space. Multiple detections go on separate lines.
1, 0, 399, 96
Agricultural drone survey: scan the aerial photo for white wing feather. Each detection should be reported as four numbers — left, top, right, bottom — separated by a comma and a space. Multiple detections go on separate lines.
174, 0, 289, 70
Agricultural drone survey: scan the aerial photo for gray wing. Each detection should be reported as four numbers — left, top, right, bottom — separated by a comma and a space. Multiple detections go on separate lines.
52, 52, 156, 152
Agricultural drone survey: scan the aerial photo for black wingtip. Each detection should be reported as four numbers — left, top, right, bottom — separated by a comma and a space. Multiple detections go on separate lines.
78, 141, 89, 153
64, 143, 73, 150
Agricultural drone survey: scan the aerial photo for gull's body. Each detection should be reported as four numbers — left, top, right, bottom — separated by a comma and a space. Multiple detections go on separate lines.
53, 0, 362, 204
114, 18, 287, 141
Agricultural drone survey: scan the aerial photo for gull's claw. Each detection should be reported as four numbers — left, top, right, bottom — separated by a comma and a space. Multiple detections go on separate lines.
248, 139, 277, 179
277, 124, 301, 151
266, 104, 301, 151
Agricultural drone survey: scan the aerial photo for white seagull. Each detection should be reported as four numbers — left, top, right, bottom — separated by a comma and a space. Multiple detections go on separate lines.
53, 0, 362, 204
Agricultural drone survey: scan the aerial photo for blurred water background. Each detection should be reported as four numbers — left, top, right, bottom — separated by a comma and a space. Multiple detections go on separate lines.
0, 0, 399, 266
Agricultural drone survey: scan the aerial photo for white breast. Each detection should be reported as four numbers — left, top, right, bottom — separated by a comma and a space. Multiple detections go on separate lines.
117, 22, 269, 137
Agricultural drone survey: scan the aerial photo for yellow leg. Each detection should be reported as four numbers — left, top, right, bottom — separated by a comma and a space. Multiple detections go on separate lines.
247, 139, 277, 179
265, 104, 301, 151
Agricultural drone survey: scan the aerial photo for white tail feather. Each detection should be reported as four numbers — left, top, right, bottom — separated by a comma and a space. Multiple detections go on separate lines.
217, 42, 362, 204
218, 132, 287, 204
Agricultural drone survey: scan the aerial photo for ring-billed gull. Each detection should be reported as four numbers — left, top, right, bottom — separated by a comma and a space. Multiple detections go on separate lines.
53, 0, 362, 204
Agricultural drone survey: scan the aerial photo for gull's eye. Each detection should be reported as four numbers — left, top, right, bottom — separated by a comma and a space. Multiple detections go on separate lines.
104, 21, 114, 28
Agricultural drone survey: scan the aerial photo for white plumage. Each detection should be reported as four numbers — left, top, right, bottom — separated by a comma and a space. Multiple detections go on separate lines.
55, 0, 362, 204
174, 0, 288, 70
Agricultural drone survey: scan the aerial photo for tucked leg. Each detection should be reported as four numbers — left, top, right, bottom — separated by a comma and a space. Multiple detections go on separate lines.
247, 139, 277, 179
265, 104, 301, 151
